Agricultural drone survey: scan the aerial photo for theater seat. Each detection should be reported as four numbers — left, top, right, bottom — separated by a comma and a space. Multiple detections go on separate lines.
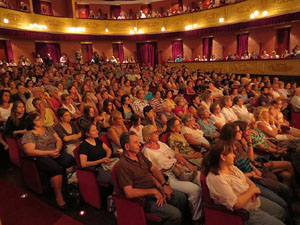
111, 164, 162, 225
17, 139, 43, 194
6, 137, 20, 167
200, 172, 249, 225
73, 146, 109, 209
160, 132, 170, 143
290, 105, 300, 130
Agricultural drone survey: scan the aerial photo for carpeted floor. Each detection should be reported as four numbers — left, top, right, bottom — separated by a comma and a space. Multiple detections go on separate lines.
0, 178, 83, 225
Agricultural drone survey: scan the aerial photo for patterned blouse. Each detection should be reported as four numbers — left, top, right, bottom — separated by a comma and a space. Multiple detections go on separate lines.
167, 133, 202, 169
197, 119, 217, 136
22, 127, 57, 151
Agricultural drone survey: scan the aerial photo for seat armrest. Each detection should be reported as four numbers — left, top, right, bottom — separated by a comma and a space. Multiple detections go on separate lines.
204, 203, 249, 221
76, 166, 98, 173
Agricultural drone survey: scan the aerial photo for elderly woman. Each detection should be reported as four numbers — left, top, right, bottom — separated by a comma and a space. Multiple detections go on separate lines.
221, 96, 238, 123
22, 113, 74, 208
167, 117, 203, 170
107, 111, 128, 155
209, 102, 226, 131
196, 106, 219, 143
204, 141, 286, 225
47, 88, 61, 112
160, 101, 179, 125
173, 96, 190, 119
181, 114, 210, 151
33, 97, 58, 127
200, 90, 213, 110
142, 124, 202, 222
79, 122, 114, 186
232, 96, 253, 123
54, 108, 82, 156
149, 90, 164, 113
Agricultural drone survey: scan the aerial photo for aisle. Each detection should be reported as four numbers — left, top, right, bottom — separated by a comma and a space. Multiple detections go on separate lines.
0, 178, 83, 225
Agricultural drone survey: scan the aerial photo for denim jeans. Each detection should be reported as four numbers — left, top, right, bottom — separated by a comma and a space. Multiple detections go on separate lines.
144, 189, 187, 225
245, 196, 285, 225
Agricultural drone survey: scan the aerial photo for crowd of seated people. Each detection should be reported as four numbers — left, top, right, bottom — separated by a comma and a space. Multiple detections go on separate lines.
1, 53, 300, 224
168, 46, 300, 63
85, 0, 245, 20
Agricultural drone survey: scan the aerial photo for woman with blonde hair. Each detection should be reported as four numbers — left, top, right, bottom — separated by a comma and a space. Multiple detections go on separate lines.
107, 110, 128, 155
255, 106, 294, 141
142, 125, 202, 222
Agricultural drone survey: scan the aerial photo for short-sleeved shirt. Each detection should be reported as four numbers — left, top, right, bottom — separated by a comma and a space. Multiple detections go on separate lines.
116, 152, 155, 195
79, 139, 106, 162
22, 127, 57, 151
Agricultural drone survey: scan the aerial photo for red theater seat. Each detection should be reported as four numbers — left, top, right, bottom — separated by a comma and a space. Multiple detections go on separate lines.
200, 172, 249, 225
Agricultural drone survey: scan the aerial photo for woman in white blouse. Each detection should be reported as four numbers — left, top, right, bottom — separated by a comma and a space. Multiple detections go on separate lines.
232, 96, 253, 123
221, 96, 238, 123
204, 141, 286, 225
142, 125, 202, 222
209, 102, 226, 131
181, 114, 210, 150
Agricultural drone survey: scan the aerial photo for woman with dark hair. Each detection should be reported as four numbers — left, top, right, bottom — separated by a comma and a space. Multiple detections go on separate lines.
167, 117, 203, 169
78, 122, 114, 186
54, 108, 82, 156
0, 90, 12, 149
203, 141, 285, 225
129, 114, 144, 144
188, 95, 201, 119
80, 91, 99, 115
61, 94, 81, 119
80, 106, 103, 134
4, 101, 27, 139
163, 90, 176, 110
103, 99, 114, 116
68, 85, 82, 107
117, 94, 136, 122
22, 112, 74, 209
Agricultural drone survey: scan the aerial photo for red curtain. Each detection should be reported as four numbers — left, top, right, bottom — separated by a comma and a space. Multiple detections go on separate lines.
77, 4, 89, 18
237, 34, 248, 57
5, 40, 14, 62
172, 40, 183, 61
32, 0, 41, 14
112, 43, 124, 62
0, 41, 6, 61
276, 28, 290, 55
35, 42, 61, 63
40, 1, 53, 16
137, 42, 157, 67
110, 5, 120, 19
81, 44, 93, 63
203, 38, 212, 60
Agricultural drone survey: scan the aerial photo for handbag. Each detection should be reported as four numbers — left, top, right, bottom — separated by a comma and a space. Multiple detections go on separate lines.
171, 162, 197, 182
101, 158, 119, 171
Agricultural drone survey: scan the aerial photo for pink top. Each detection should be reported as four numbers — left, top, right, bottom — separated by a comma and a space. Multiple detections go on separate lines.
173, 106, 190, 117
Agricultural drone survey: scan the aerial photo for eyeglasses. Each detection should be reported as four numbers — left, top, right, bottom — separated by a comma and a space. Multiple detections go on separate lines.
151, 130, 160, 135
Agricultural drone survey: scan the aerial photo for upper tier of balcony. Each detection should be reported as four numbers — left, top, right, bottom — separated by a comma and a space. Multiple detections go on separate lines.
0, 0, 300, 36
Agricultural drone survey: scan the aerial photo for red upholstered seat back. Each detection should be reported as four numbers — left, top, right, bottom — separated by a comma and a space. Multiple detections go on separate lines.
160, 132, 170, 144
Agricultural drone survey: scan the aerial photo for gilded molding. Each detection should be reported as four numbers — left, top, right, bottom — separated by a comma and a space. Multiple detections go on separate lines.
0, 0, 300, 35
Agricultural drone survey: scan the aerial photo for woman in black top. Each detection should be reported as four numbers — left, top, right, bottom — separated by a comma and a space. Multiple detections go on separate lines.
117, 94, 136, 124
79, 122, 113, 185
4, 101, 27, 139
